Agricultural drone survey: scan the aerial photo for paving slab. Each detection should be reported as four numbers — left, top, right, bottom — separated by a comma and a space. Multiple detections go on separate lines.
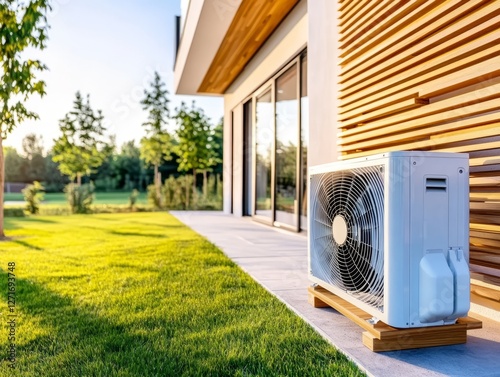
171, 211, 500, 377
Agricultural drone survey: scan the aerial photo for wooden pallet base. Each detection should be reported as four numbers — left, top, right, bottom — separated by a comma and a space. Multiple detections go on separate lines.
308, 285, 482, 352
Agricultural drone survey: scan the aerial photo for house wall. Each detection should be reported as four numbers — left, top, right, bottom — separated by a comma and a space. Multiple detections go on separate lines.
334, 1, 500, 317
222, 0, 308, 215
307, 0, 340, 166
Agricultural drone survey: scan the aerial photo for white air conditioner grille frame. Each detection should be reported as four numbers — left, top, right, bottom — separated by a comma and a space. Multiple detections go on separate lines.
310, 165, 385, 311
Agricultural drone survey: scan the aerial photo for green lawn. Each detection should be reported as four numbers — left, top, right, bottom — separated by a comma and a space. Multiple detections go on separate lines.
0, 213, 363, 377
4, 191, 148, 205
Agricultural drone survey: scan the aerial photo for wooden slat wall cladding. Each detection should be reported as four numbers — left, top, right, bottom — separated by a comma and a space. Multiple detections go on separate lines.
337, 1, 500, 283
198, 0, 299, 94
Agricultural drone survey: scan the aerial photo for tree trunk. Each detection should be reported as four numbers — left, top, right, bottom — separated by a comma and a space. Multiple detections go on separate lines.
154, 164, 161, 208
203, 170, 207, 197
185, 174, 190, 209
0, 136, 5, 238
77, 173, 82, 186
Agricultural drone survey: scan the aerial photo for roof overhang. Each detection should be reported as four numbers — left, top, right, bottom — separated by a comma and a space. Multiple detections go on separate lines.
174, 0, 299, 96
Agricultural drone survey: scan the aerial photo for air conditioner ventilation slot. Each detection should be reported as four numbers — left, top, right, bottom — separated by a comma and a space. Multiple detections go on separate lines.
426, 177, 447, 192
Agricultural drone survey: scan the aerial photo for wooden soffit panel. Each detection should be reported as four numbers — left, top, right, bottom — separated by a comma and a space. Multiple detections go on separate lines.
198, 0, 299, 94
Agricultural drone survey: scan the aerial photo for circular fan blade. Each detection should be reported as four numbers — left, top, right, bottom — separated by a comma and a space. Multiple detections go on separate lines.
310, 165, 385, 310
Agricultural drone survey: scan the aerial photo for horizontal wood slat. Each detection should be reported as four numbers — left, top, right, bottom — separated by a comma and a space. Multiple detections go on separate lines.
340, 1, 500, 89
340, 79, 500, 135
338, 1, 500, 294
340, 50, 500, 113
340, 0, 445, 64
341, 15, 500, 107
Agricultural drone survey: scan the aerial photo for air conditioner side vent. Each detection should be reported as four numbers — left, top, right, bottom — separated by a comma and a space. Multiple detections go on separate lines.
425, 177, 447, 192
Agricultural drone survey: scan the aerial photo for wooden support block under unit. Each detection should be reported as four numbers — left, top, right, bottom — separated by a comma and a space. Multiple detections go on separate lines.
308, 285, 482, 352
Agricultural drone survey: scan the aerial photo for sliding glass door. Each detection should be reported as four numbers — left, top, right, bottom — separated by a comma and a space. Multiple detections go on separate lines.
275, 64, 299, 228
254, 88, 273, 220
249, 51, 307, 231
300, 54, 308, 230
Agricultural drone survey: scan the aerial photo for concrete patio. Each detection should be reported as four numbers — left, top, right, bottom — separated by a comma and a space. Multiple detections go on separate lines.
171, 211, 500, 377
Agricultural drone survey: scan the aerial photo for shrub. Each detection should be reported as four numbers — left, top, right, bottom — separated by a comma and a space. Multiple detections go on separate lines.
151, 174, 222, 210
147, 184, 162, 209
162, 175, 189, 209
192, 174, 222, 210
39, 206, 71, 216
129, 189, 140, 210
4, 207, 25, 217
64, 183, 95, 214
174, 175, 194, 210
22, 181, 45, 214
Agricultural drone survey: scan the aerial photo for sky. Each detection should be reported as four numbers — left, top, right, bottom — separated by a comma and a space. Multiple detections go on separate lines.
4, 0, 223, 153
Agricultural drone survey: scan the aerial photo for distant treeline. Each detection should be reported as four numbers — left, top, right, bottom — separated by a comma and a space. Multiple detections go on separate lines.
3, 135, 222, 193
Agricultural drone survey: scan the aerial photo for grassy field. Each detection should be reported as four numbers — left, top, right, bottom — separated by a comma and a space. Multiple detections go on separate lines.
4, 191, 148, 205
0, 213, 364, 377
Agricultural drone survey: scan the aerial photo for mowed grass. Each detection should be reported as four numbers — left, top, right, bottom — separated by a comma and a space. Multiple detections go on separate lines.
0, 213, 364, 377
4, 191, 148, 205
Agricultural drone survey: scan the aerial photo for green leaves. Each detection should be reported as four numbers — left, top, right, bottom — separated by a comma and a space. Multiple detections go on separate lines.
141, 71, 170, 134
21, 180, 45, 214
140, 72, 172, 166
140, 133, 172, 167
52, 92, 110, 183
139, 71, 172, 206
0, 0, 51, 137
173, 102, 221, 174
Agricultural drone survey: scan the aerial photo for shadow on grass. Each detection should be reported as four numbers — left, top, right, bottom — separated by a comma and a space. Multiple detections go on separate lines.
11, 239, 44, 251
16, 217, 59, 224
128, 221, 185, 229
80, 225, 104, 231
0, 273, 180, 376
107, 230, 167, 238
79, 225, 170, 239
86, 216, 119, 221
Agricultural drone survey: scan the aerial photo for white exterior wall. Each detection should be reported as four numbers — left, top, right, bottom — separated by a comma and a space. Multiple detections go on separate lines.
308, 0, 340, 166
222, 1, 308, 214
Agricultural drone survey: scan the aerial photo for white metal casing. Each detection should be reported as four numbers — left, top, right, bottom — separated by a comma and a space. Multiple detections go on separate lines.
308, 151, 470, 328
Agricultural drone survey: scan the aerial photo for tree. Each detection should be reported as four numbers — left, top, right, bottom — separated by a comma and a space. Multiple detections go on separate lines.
0, 0, 51, 238
90, 135, 117, 191
22, 180, 44, 214
211, 118, 223, 175
22, 133, 44, 160
4, 147, 24, 182
173, 102, 220, 197
115, 141, 145, 190
52, 91, 110, 185
139, 71, 171, 206
22, 133, 45, 182
43, 152, 68, 192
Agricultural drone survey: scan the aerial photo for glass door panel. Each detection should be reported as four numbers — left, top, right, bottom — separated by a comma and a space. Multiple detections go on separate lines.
255, 89, 273, 219
243, 100, 253, 216
300, 54, 308, 230
275, 64, 298, 228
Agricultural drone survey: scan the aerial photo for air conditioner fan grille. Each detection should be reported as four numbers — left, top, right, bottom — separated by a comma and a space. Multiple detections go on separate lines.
310, 165, 385, 310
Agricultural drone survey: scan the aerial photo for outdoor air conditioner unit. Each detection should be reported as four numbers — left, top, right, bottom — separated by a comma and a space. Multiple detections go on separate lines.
308, 151, 470, 328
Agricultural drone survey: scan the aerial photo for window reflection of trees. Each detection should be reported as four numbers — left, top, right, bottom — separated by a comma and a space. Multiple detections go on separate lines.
255, 91, 273, 212
276, 65, 298, 217
276, 141, 297, 212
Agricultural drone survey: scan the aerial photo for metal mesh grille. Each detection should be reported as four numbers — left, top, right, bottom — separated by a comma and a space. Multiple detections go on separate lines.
310, 165, 385, 311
